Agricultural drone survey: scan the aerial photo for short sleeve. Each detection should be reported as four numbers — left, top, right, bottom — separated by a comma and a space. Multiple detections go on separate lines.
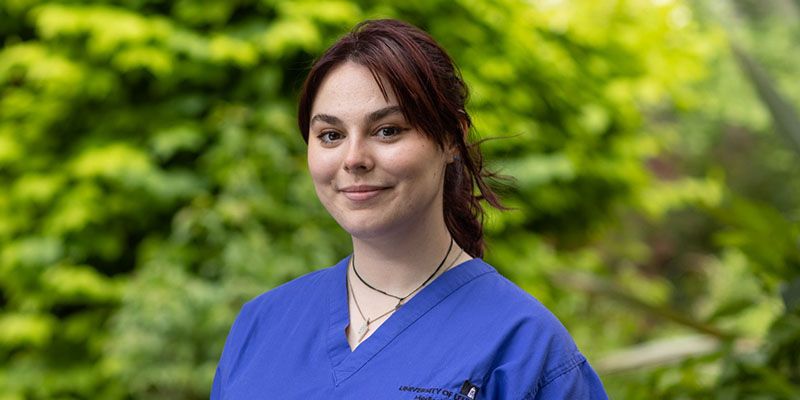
526, 358, 608, 400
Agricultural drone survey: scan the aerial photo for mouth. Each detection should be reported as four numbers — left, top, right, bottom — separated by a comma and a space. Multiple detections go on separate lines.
339, 185, 391, 202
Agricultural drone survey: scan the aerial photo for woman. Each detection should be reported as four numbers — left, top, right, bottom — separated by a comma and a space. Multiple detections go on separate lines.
212, 19, 607, 399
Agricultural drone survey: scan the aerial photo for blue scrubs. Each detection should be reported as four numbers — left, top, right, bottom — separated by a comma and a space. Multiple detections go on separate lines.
212, 257, 608, 399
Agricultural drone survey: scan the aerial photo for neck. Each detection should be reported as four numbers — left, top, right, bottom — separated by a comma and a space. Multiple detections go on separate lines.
350, 218, 456, 295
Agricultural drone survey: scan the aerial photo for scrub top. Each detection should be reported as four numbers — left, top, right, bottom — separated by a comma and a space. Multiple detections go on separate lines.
212, 257, 608, 399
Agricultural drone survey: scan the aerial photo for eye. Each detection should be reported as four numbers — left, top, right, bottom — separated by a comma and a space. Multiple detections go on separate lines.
375, 126, 403, 139
317, 131, 343, 144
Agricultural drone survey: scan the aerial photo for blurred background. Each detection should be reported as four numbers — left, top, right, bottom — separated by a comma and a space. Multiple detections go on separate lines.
1, 0, 799, 398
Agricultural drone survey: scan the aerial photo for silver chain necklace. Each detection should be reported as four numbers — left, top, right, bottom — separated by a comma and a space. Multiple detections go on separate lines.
348, 242, 463, 343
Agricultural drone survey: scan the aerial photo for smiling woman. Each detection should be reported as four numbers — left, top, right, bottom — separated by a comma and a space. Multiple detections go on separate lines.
211, 19, 608, 399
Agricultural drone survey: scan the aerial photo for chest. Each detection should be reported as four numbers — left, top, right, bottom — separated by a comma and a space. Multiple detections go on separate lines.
225, 331, 489, 400
226, 312, 496, 400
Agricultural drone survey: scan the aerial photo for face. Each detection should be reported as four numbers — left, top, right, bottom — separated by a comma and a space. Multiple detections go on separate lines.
307, 62, 453, 239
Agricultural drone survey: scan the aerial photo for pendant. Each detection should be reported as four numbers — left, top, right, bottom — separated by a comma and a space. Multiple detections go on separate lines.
357, 320, 369, 342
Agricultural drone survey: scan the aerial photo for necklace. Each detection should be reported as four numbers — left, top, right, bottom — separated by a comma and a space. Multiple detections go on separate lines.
352, 237, 453, 300
348, 238, 456, 343
347, 272, 399, 342
444, 247, 464, 273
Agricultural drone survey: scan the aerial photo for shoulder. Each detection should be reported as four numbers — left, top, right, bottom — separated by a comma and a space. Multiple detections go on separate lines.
236, 260, 340, 324
463, 259, 575, 342
214, 258, 345, 384
219, 258, 343, 354
464, 260, 607, 399
247, 265, 332, 306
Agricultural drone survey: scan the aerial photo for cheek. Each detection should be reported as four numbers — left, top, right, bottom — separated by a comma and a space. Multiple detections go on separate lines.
307, 149, 337, 186
389, 150, 445, 188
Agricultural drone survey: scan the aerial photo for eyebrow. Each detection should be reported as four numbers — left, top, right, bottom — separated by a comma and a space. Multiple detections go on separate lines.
310, 105, 403, 127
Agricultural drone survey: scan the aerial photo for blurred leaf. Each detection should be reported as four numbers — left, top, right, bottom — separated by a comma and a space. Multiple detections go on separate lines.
41, 264, 122, 303
733, 45, 800, 157
0, 313, 56, 347
781, 277, 800, 313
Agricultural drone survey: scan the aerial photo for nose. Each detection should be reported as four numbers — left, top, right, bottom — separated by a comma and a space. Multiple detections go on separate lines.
343, 136, 374, 173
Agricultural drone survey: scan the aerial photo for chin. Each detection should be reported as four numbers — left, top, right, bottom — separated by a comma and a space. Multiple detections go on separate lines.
340, 221, 391, 240
335, 213, 401, 240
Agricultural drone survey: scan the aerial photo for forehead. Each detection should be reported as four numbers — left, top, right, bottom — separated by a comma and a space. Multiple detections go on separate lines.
310, 62, 399, 119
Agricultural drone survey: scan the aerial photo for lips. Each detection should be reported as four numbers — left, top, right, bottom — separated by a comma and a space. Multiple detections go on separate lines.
339, 185, 390, 202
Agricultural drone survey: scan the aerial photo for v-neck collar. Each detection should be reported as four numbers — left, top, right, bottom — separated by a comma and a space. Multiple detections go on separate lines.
325, 256, 494, 385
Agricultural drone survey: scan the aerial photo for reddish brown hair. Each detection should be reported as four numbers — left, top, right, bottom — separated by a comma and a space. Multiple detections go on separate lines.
297, 19, 504, 258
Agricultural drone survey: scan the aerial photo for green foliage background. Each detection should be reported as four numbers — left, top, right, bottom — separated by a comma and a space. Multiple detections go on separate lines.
1, 0, 798, 398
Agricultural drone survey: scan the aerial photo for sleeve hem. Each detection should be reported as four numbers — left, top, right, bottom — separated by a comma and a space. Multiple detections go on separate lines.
523, 351, 587, 400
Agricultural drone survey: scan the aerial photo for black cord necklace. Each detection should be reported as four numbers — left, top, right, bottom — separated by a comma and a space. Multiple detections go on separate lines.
351, 237, 454, 301
348, 244, 463, 344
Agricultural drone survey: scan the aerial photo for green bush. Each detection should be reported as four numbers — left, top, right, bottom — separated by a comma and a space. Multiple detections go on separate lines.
1, 0, 797, 399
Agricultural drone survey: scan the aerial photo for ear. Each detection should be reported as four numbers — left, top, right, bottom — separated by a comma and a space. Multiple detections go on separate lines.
446, 146, 459, 164
447, 118, 469, 164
